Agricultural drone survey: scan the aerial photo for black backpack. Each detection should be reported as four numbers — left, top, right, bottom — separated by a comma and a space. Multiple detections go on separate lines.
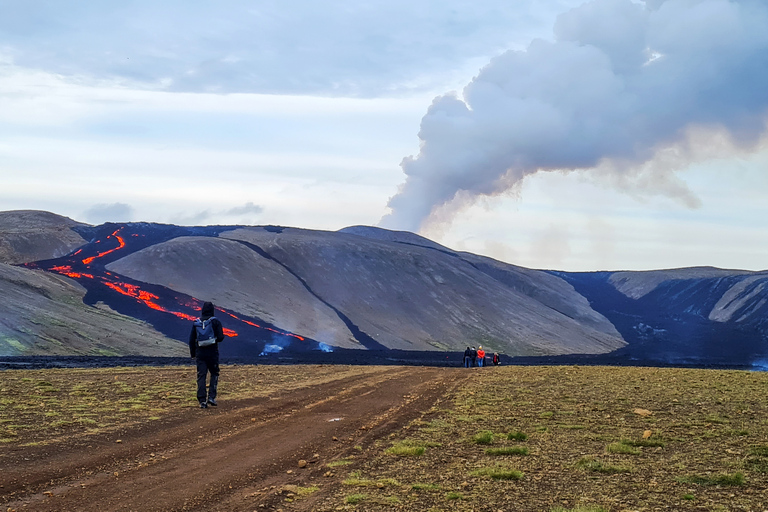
194, 317, 218, 347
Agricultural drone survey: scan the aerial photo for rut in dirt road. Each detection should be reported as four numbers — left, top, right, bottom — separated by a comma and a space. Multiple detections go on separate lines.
2, 367, 465, 511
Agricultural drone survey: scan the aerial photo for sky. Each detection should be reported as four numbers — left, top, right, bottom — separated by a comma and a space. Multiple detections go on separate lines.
1, 0, 767, 272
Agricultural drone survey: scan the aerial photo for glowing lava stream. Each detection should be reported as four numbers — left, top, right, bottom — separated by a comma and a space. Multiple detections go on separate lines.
82, 228, 126, 265
37, 226, 309, 343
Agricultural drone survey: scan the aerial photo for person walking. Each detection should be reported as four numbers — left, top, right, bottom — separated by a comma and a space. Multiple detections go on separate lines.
463, 346, 472, 368
189, 301, 225, 408
470, 346, 478, 367
477, 346, 486, 367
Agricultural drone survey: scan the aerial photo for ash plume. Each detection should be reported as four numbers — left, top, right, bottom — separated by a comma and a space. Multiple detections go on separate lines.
381, 0, 768, 233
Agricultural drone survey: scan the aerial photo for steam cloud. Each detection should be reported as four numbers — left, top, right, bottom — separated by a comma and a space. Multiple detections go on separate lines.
381, 0, 768, 233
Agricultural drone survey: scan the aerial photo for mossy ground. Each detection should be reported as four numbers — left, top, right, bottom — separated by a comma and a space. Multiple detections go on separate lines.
315, 365, 768, 511
0, 365, 374, 447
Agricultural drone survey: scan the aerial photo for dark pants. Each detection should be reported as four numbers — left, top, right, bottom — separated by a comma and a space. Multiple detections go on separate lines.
196, 351, 219, 403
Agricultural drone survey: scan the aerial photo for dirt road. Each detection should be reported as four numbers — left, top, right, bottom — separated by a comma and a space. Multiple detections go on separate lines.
1, 366, 464, 511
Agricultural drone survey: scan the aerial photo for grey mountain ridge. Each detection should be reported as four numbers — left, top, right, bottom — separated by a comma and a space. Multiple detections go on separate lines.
1, 210, 766, 366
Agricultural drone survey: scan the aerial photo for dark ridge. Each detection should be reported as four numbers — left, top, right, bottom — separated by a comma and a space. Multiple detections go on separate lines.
551, 271, 768, 367
2, 351, 766, 371
233, 239, 388, 351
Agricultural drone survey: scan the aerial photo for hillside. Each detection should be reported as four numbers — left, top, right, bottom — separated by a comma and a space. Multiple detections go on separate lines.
0, 263, 185, 356
0, 210, 87, 265
1, 209, 767, 366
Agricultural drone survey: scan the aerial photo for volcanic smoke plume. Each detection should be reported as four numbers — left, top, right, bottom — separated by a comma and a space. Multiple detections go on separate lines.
380, 0, 768, 233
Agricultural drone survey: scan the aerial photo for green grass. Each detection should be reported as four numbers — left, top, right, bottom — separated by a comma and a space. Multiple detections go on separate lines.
676, 472, 745, 487
445, 491, 464, 500
470, 466, 524, 480
296, 485, 319, 496
749, 445, 768, 457
472, 430, 494, 444
606, 441, 641, 455
327, 459, 353, 468
345, 493, 367, 504
485, 446, 529, 456
507, 431, 528, 441
385, 441, 425, 456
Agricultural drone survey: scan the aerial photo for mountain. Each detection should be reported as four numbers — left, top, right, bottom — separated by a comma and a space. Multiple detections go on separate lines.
1, 209, 766, 367
556, 268, 768, 366
0, 210, 87, 264
0, 262, 185, 356
107, 225, 625, 355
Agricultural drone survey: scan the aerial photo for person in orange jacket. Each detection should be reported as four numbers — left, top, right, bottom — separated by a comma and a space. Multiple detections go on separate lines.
476, 346, 486, 367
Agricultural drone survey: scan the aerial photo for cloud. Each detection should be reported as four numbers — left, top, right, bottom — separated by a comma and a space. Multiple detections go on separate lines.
172, 202, 265, 226
224, 202, 263, 216
83, 203, 134, 224
381, 0, 768, 232
0, 1, 583, 97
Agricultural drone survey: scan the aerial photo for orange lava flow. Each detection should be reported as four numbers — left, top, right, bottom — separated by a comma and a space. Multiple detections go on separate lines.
102, 281, 204, 324
50, 265, 94, 279
224, 309, 304, 341
82, 229, 126, 265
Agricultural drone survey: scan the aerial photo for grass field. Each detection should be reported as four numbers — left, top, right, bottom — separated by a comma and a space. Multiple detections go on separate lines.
0, 364, 376, 447
322, 365, 768, 511
2, 364, 768, 511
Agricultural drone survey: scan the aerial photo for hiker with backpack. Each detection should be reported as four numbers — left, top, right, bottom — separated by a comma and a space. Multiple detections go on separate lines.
463, 346, 472, 368
189, 301, 226, 409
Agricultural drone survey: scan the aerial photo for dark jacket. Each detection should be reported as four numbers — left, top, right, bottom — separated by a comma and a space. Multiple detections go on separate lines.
189, 302, 225, 358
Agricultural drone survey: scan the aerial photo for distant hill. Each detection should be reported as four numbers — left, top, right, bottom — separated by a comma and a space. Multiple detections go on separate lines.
1, 209, 766, 367
0, 210, 87, 264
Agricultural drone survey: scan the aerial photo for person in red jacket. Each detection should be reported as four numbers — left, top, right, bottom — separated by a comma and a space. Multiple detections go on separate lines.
476, 346, 486, 367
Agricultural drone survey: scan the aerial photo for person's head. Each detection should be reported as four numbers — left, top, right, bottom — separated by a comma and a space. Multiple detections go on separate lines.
466, 346, 470, 350
478, 346, 482, 350
201, 301, 215, 319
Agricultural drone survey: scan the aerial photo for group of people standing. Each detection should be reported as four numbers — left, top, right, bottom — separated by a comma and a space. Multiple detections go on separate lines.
463, 346, 500, 367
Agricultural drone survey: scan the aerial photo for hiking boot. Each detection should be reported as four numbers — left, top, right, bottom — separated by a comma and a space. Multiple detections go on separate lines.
207, 398, 218, 407
199, 402, 207, 409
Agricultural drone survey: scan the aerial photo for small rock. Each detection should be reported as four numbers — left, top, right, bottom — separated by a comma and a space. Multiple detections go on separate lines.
286, 470, 293, 474
43, 491, 53, 496
460, 481, 469, 488
642, 430, 652, 439
332, 436, 338, 441
283, 485, 298, 493
114, 472, 119, 477
633, 408, 652, 417
298, 460, 308, 468
115, 439, 122, 443
312, 453, 320, 459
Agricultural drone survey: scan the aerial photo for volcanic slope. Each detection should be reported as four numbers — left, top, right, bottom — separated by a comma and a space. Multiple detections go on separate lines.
557, 267, 768, 365
0, 263, 185, 356
212, 226, 626, 354
105, 236, 360, 349
0, 210, 87, 265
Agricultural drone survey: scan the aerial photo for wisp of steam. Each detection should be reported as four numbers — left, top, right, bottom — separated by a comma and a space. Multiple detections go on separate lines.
381, 0, 768, 233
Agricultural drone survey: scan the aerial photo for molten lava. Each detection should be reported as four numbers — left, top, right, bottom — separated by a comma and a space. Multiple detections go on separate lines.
27, 224, 313, 347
